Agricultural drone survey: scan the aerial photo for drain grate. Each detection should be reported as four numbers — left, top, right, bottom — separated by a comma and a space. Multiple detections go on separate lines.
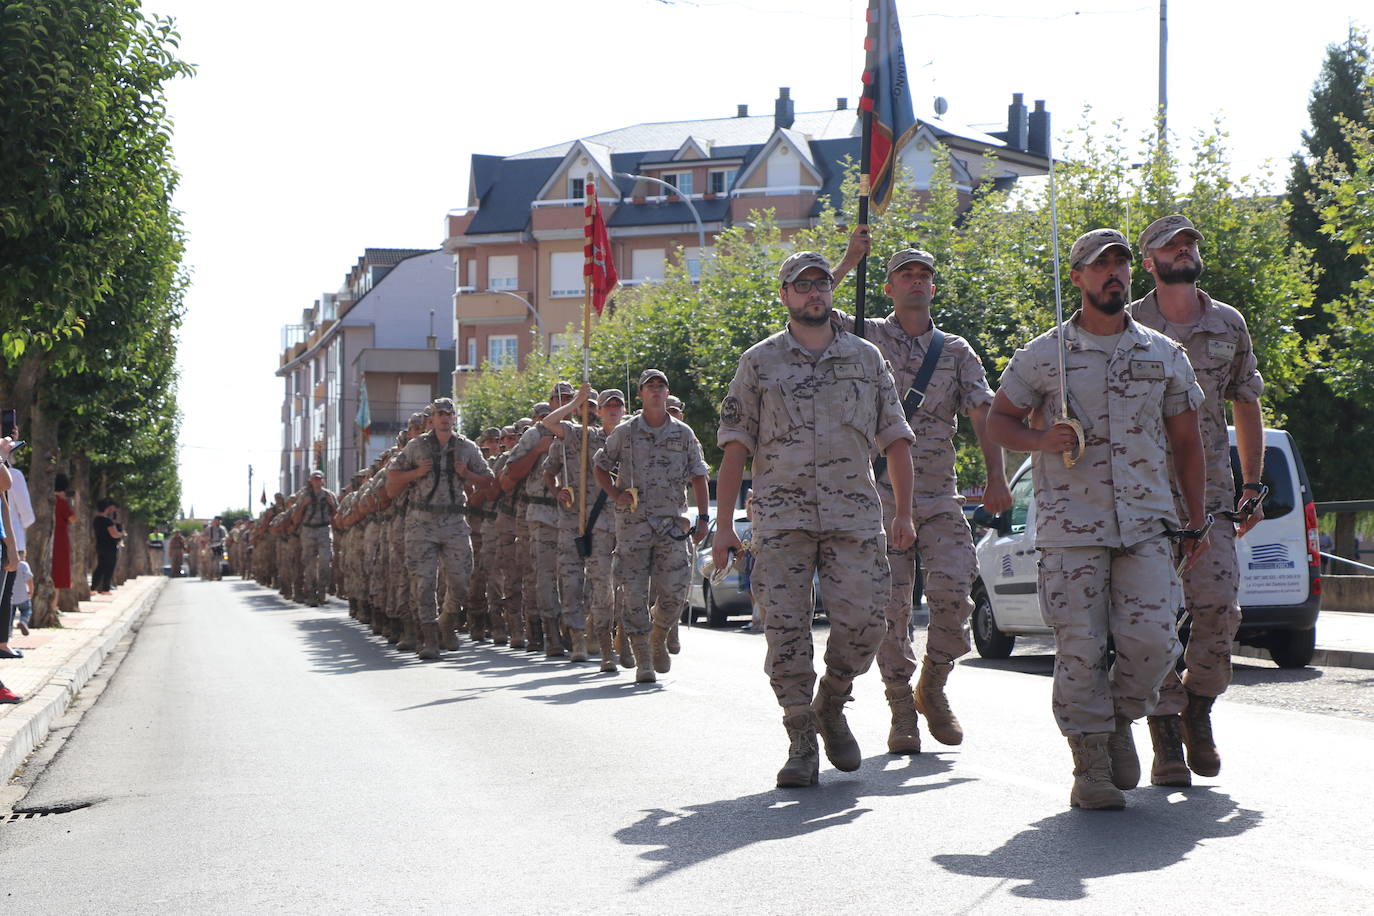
5, 800, 96, 822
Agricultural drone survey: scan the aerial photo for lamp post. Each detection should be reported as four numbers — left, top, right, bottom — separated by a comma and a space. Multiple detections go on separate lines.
484, 288, 548, 360
614, 171, 707, 271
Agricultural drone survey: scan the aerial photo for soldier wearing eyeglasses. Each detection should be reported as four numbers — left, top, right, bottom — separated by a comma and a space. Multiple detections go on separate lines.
714, 251, 916, 788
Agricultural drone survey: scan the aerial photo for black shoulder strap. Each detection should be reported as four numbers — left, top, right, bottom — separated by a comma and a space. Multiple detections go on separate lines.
899, 328, 946, 418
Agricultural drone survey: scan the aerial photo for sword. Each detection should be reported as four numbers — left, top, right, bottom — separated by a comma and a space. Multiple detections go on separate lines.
1045, 121, 1085, 468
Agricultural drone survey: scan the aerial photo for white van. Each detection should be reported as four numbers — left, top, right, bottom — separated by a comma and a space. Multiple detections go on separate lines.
971, 427, 1321, 667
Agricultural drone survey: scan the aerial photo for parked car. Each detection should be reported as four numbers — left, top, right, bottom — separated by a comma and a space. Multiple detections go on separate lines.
971, 426, 1321, 668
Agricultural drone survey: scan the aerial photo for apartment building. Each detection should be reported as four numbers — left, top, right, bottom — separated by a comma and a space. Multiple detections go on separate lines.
443, 88, 1052, 394
277, 248, 455, 494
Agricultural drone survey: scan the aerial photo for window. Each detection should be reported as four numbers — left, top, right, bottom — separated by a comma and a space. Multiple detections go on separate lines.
487, 255, 518, 290
551, 332, 579, 355
684, 246, 713, 282
466, 338, 477, 369
709, 169, 736, 194
662, 172, 693, 196
1008, 473, 1033, 534
568, 177, 585, 200
488, 334, 518, 368
465, 260, 477, 290
630, 248, 665, 283
549, 251, 583, 297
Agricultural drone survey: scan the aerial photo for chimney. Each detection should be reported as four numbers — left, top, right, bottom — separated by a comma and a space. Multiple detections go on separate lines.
836, 97, 848, 110
736, 104, 749, 118
774, 87, 794, 130
1028, 99, 1050, 157
1006, 93, 1029, 151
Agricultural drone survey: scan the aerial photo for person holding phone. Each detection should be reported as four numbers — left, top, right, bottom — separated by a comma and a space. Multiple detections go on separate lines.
91, 498, 125, 594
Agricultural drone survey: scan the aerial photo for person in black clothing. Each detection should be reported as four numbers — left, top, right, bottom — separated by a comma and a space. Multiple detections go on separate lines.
92, 498, 125, 594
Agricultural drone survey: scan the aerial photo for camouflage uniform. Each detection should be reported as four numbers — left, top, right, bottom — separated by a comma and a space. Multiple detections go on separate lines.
390, 430, 492, 627
839, 310, 993, 680
508, 424, 564, 643
595, 413, 708, 638
997, 310, 1203, 735
1131, 289, 1264, 708
545, 422, 612, 637
296, 484, 337, 605
488, 449, 525, 644
717, 326, 913, 710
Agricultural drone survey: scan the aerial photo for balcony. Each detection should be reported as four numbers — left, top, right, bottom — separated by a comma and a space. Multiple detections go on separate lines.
454, 289, 537, 324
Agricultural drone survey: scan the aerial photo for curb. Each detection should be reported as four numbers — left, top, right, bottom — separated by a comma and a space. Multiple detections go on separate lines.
1232, 642, 1374, 671
0, 577, 167, 780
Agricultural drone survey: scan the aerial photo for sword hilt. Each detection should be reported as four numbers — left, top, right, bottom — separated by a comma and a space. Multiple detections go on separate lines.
624, 487, 640, 513
1054, 416, 1085, 468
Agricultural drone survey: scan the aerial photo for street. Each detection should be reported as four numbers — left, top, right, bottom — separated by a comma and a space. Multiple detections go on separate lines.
1, 577, 1371, 914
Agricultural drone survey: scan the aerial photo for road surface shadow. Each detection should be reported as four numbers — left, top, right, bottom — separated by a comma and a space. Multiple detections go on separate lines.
1231, 663, 1322, 684
961, 656, 1055, 677
931, 787, 1261, 899
617, 755, 973, 886
292, 615, 422, 673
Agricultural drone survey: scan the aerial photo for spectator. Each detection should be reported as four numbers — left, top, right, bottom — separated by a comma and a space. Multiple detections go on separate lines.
92, 498, 125, 594
52, 472, 76, 592
13, 549, 32, 636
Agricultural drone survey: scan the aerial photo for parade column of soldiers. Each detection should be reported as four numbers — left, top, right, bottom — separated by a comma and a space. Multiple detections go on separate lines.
219, 209, 1260, 811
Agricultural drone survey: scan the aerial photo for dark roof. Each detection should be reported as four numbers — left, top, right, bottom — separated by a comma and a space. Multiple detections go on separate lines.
608, 197, 731, 229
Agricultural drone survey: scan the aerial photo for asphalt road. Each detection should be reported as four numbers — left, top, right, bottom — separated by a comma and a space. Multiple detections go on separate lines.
1, 578, 1370, 914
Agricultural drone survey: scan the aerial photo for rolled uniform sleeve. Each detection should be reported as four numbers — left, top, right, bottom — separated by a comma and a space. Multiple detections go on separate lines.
1163, 344, 1205, 418
957, 346, 995, 413
461, 441, 494, 479
873, 358, 915, 453
716, 357, 761, 454
997, 346, 1049, 413
1225, 320, 1264, 403
686, 433, 710, 478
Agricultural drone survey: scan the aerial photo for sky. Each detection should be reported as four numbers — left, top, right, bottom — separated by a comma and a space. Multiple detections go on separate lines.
154, 0, 1364, 517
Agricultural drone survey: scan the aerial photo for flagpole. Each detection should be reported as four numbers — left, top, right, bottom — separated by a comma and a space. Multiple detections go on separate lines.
854, 0, 882, 341
578, 173, 594, 537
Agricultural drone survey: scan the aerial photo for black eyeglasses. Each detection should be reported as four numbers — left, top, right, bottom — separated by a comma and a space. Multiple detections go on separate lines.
788, 278, 834, 293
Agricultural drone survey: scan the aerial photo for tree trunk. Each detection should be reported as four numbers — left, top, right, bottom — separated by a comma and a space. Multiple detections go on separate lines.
24, 400, 61, 628
72, 455, 93, 602
1334, 512, 1357, 572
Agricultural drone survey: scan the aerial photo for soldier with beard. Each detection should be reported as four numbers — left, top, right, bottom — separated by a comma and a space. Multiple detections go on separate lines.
987, 228, 1209, 810
1129, 215, 1266, 787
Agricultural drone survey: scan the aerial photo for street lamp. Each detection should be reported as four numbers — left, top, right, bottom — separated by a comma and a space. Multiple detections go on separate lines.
483, 288, 548, 360
614, 171, 707, 267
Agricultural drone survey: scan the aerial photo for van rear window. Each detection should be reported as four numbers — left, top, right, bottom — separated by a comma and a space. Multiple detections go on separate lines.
1229, 446, 1294, 520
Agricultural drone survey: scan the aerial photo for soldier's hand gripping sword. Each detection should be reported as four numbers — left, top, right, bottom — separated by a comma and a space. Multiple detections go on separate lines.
1046, 128, 1085, 468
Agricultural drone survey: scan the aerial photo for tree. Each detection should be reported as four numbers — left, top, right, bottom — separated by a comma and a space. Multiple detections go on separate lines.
1281, 27, 1374, 504
1, 1, 191, 624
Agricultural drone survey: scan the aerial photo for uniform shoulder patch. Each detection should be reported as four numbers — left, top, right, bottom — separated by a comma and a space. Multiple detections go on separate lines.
720, 395, 743, 428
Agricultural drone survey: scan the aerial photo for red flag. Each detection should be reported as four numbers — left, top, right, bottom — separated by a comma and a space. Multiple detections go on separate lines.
859, 0, 917, 215
583, 179, 618, 315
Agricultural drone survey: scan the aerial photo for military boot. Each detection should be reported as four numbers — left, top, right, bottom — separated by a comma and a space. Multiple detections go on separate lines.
913, 657, 964, 746
569, 629, 588, 662
1108, 715, 1141, 789
617, 627, 635, 669
417, 623, 441, 661
631, 635, 655, 683
667, 620, 681, 655
544, 623, 566, 658
528, 618, 545, 654
811, 675, 862, 772
490, 610, 509, 646
385, 616, 401, 644
1147, 714, 1192, 787
884, 681, 921, 755
1181, 689, 1221, 777
776, 708, 820, 788
506, 609, 525, 648
649, 624, 672, 674
1068, 733, 1126, 810
369, 607, 385, 636
598, 631, 617, 673
397, 617, 419, 652
469, 611, 488, 643
437, 612, 461, 652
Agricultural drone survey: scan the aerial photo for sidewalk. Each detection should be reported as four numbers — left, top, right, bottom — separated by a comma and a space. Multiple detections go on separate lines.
1232, 608, 1374, 670
1, 575, 166, 782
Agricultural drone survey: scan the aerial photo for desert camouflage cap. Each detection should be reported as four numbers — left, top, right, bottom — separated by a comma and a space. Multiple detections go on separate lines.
515, 418, 533, 431
598, 388, 626, 405
886, 247, 936, 276
638, 368, 668, 389
666, 395, 684, 410
431, 397, 457, 415
532, 401, 551, 418
549, 380, 575, 400
1069, 228, 1131, 270
501, 425, 517, 436
482, 426, 502, 440
1138, 214, 1204, 254
778, 250, 834, 284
